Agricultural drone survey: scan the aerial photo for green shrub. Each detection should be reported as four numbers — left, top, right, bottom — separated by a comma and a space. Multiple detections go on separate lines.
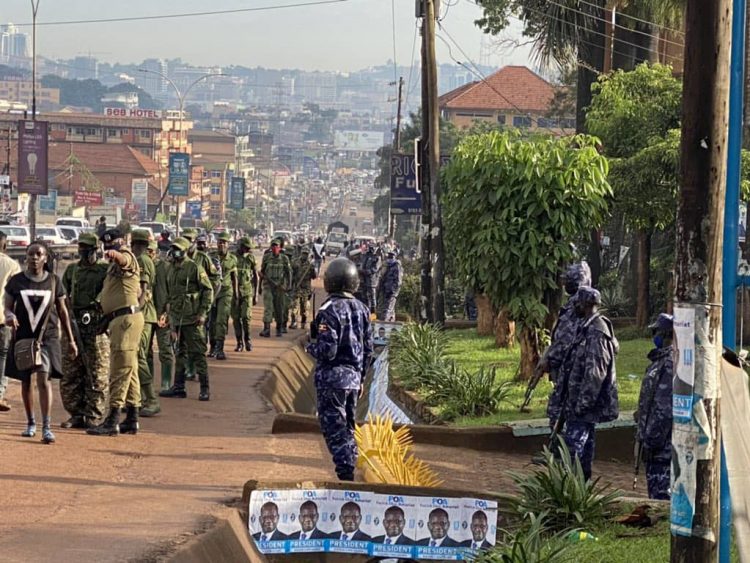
396, 273, 420, 320
505, 440, 620, 531
426, 365, 513, 419
389, 322, 448, 389
615, 324, 649, 341
473, 513, 573, 563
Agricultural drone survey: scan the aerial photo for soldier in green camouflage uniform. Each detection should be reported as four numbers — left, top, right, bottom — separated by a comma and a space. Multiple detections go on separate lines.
60, 233, 110, 429
260, 239, 292, 338
159, 237, 214, 401
209, 232, 238, 360
232, 237, 258, 351
131, 230, 160, 417
290, 246, 316, 329
152, 240, 174, 391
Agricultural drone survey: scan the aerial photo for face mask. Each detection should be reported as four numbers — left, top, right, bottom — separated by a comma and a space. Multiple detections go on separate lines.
81, 248, 97, 264
170, 249, 185, 261
653, 335, 664, 349
272, 247, 281, 256
564, 281, 578, 296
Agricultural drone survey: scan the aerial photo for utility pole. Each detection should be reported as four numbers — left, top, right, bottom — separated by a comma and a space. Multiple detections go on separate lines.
419, 2, 432, 323
671, 0, 732, 560
389, 76, 404, 239
29, 0, 40, 242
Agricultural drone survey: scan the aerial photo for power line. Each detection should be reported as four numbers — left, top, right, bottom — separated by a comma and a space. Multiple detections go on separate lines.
391, 0, 399, 83
403, 21, 420, 112
575, 0, 685, 36
13, 0, 350, 27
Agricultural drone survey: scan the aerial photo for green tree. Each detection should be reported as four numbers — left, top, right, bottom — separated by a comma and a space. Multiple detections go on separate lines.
586, 63, 682, 327
443, 130, 611, 379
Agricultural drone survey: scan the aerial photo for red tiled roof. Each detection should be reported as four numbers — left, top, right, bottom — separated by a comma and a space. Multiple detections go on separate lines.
439, 66, 556, 113
47, 143, 158, 176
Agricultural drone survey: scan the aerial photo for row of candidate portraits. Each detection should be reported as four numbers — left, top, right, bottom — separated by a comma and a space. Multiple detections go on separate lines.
251, 499, 495, 549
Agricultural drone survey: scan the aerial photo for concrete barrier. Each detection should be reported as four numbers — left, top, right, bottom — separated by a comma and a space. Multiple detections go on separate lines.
259, 340, 317, 415
167, 511, 265, 563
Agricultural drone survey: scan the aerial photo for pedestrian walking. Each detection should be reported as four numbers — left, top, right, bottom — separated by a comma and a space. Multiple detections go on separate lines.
259, 239, 291, 338
376, 249, 402, 322
131, 229, 160, 417
159, 237, 214, 401
209, 232, 238, 360
635, 313, 674, 499
60, 232, 109, 429
4, 242, 78, 443
547, 286, 619, 480
306, 257, 372, 481
232, 237, 258, 351
87, 228, 144, 437
290, 247, 316, 329
0, 230, 21, 413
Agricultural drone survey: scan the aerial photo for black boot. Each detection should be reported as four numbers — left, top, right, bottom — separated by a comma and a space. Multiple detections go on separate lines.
159, 372, 187, 398
215, 340, 227, 360
281, 323, 288, 334
86, 408, 120, 437
260, 322, 271, 338
61, 415, 84, 429
207, 341, 217, 358
301, 316, 307, 330
244, 338, 253, 352
234, 340, 244, 352
118, 406, 139, 435
276, 323, 283, 337
290, 316, 298, 329
199, 374, 210, 401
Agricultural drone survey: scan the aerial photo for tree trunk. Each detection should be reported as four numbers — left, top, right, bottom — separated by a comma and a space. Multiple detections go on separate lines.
475, 294, 495, 336
635, 229, 652, 328
494, 309, 516, 348
516, 325, 539, 382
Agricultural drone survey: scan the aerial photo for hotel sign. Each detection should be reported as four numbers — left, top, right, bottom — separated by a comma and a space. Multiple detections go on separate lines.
104, 108, 163, 119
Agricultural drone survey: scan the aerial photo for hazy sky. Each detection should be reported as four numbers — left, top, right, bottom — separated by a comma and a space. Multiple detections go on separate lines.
2, 0, 535, 72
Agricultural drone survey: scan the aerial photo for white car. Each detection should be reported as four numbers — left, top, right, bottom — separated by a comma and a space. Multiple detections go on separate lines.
35, 225, 69, 245
0, 225, 31, 247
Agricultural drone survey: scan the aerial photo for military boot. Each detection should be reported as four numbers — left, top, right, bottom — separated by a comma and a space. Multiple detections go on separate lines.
276, 323, 283, 337
215, 340, 227, 360
86, 408, 120, 437
61, 415, 84, 429
199, 374, 210, 402
118, 405, 139, 434
281, 323, 288, 334
290, 316, 298, 330
139, 384, 161, 417
207, 340, 217, 358
159, 371, 187, 399
301, 315, 307, 330
244, 338, 253, 352
160, 362, 173, 391
259, 323, 271, 338
234, 340, 244, 352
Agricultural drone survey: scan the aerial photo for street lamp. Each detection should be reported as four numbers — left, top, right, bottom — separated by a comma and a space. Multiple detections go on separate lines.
138, 68, 227, 229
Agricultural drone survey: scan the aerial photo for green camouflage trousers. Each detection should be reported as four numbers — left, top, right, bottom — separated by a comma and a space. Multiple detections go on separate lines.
211, 292, 232, 342
61, 327, 110, 420
262, 285, 285, 325
231, 294, 252, 342
291, 291, 311, 321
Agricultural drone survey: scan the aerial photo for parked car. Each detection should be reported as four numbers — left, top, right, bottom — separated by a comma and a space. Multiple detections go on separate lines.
57, 226, 79, 242
139, 221, 172, 235
35, 225, 68, 245
0, 225, 31, 247
56, 217, 91, 229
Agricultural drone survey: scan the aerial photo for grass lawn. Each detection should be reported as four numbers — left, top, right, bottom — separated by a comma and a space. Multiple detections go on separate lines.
443, 328, 653, 426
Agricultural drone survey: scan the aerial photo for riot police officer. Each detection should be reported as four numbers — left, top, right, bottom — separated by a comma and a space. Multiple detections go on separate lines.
376, 249, 403, 322
306, 257, 373, 481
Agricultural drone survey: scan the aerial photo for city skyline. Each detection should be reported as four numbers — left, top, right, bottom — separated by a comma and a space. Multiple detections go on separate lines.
1, 0, 535, 74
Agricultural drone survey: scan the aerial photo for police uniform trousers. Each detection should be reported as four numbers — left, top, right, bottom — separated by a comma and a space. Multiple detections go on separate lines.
378, 294, 398, 322
364, 284, 377, 312
60, 326, 110, 420
108, 312, 145, 409
646, 443, 671, 500
562, 420, 596, 481
316, 386, 358, 480
262, 283, 285, 326
291, 290, 311, 322
174, 323, 209, 387
155, 325, 174, 389
231, 294, 252, 342
210, 291, 232, 342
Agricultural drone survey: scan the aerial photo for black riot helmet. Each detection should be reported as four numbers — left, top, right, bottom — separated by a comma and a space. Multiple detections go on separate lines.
324, 257, 359, 294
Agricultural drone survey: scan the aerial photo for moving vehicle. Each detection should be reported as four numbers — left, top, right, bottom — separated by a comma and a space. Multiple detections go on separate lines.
57, 226, 80, 242
56, 217, 91, 229
36, 225, 68, 245
349, 206, 357, 216
272, 230, 293, 243
325, 221, 350, 256
139, 222, 172, 235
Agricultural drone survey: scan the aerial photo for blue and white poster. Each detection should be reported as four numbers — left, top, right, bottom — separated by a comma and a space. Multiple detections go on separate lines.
248, 489, 497, 560
168, 152, 190, 196
229, 177, 245, 210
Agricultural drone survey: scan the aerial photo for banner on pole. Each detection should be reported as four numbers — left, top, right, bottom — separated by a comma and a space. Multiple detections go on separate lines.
229, 177, 246, 210
17, 120, 48, 196
168, 152, 190, 196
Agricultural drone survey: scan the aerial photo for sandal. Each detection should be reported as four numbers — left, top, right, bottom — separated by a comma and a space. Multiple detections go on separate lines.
22, 422, 36, 438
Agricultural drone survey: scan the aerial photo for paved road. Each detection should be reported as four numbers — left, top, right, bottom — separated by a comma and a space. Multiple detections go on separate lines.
0, 272, 642, 562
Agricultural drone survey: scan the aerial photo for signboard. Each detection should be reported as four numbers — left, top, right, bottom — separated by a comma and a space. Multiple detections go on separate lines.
0, 174, 9, 186
74, 190, 103, 206
229, 177, 245, 210
38, 188, 57, 214
104, 196, 126, 207
131, 178, 149, 219
186, 200, 202, 219
57, 196, 73, 216
390, 154, 450, 215
334, 130, 385, 152
17, 120, 48, 195
249, 489, 498, 559
168, 152, 190, 196
104, 107, 163, 119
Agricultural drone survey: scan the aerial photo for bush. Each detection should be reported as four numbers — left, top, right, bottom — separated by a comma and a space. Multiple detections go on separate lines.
474, 513, 573, 563
505, 440, 620, 531
389, 323, 448, 389
396, 273, 420, 320
426, 365, 513, 419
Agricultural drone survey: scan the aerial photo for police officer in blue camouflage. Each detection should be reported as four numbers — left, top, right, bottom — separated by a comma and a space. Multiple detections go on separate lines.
361, 244, 380, 312
548, 286, 619, 481
635, 313, 673, 500
376, 249, 403, 322
306, 257, 373, 481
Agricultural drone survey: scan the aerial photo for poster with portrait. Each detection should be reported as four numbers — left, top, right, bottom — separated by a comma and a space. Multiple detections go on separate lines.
284, 489, 337, 552
370, 494, 423, 558
460, 498, 499, 552
372, 321, 403, 346
248, 489, 293, 554
413, 495, 470, 560
326, 489, 376, 554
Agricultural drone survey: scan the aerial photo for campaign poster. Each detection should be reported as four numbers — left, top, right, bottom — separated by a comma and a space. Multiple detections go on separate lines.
671, 425, 699, 536
248, 490, 292, 554
413, 496, 469, 560
672, 306, 695, 424
372, 321, 403, 346
284, 489, 336, 553
370, 494, 422, 559
460, 498, 499, 552
326, 489, 376, 555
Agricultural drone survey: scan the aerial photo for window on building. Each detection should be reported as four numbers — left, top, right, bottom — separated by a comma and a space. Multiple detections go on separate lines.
108, 129, 118, 136
497, 114, 506, 125
140, 130, 152, 138
512, 115, 533, 128
74, 127, 85, 135
210, 202, 220, 210
202, 170, 208, 178
86, 128, 98, 136
211, 186, 221, 195
537, 117, 557, 128
211, 170, 222, 178
122, 128, 130, 134
561, 118, 576, 129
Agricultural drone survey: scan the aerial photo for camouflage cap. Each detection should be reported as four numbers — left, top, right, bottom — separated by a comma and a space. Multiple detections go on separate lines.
576, 286, 601, 306
78, 232, 99, 247
565, 261, 592, 287
130, 229, 152, 243
271, 238, 281, 247
171, 237, 190, 252
217, 231, 232, 242
238, 236, 253, 248
181, 228, 197, 241
649, 313, 674, 333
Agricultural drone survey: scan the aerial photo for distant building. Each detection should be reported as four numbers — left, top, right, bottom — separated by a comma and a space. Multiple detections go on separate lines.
68, 56, 98, 80
438, 66, 575, 133
0, 79, 60, 109
188, 130, 235, 222
135, 58, 168, 99
0, 23, 29, 65
101, 91, 139, 109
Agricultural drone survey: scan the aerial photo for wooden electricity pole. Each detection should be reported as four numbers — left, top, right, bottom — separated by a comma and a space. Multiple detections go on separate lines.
419, 2, 432, 323
671, 0, 732, 560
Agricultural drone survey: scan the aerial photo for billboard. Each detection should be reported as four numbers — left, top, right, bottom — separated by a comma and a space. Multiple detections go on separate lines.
390, 153, 450, 215
334, 130, 385, 152
186, 200, 202, 219
38, 188, 57, 215
17, 120, 48, 195
74, 190, 103, 206
229, 177, 245, 210
168, 152, 190, 196
104, 107, 163, 119
131, 178, 149, 219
